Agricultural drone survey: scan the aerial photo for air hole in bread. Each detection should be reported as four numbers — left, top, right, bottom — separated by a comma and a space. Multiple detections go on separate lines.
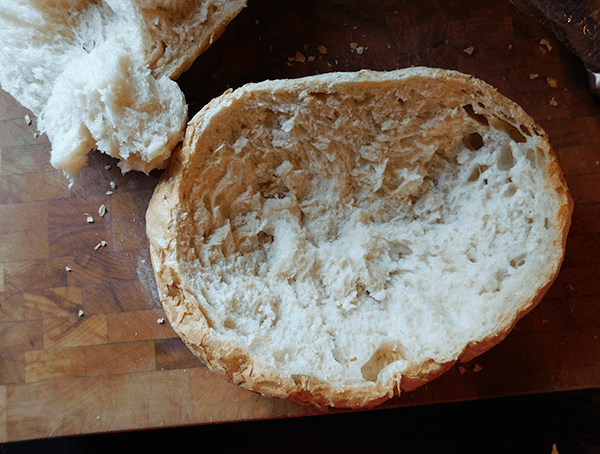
519, 124, 531, 136
503, 183, 517, 198
464, 132, 484, 151
467, 164, 490, 182
497, 145, 515, 171
498, 119, 527, 143
510, 255, 526, 268
462, 104, 489, 125
525, 147, 547, 170
224, 317, 237, 329
361, 343, 403, 382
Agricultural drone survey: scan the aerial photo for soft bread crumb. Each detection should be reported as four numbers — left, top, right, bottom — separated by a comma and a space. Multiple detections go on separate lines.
463, 46, 475, 55
147, 68, 572, 408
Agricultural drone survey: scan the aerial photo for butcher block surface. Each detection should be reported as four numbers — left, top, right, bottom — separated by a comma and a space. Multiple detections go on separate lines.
1, 0, 600, 443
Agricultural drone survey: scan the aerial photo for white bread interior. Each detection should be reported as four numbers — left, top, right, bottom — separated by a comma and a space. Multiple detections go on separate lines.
0, 0, 246, 179
146, 68, 573, 409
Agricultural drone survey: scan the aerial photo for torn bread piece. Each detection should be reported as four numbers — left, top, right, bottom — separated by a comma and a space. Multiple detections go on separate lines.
146, 67, 573, 409
0, 0, 246, 180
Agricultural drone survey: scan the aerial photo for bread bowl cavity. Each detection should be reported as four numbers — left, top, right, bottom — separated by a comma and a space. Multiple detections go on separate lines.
146, 68, 573, 408
0, 0, 246, 181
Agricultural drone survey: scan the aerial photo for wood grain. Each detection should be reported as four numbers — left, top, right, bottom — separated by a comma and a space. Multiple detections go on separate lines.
1, 0, 600, 443
43, 315, 108, 349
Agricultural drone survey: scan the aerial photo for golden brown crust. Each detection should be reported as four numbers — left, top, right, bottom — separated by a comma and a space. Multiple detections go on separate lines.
146, 67, 573, 409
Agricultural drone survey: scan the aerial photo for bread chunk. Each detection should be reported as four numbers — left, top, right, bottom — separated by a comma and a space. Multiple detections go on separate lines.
146, 68, 573, 408
0, 0, 246, 180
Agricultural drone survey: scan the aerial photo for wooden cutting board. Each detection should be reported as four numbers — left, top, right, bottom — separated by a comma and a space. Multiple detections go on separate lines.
1, 0, 600, 443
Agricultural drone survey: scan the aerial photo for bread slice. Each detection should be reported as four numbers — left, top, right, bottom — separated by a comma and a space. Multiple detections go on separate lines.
0, 0, 246, 179
146, 67, 573, 409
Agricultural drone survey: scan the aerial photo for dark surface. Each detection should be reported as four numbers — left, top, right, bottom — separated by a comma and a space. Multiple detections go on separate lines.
3, 388, 600, 453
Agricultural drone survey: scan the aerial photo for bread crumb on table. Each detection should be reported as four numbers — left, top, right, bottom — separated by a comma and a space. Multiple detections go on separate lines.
540, 38, 553, 52
529, 73, 539, 79
549, 97, 558, 106
84, 213, 94, 223
94, 240, 108, 250
98, 204, 106, 217
463, 46, 475, 55
24, 114, 31, 125
547, 77, 558, 88
317, 45, 328, 54
78, 309, 84, 317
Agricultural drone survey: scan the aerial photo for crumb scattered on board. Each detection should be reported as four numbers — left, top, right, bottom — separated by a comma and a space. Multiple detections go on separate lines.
539, 38, 552, 54
98, 204, 106, 217
84, 213, 94, 223
463, 46, 475, 55
94, 240, 108, 250
549, 97, 558, 106
547, 77, 558, 88
78, 310, 84, 317
157, 318, 165, 324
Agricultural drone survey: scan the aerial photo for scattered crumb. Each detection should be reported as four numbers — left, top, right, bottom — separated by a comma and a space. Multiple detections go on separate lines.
529, 73, 539, 79
350, 42, 358, 50
473, 364, 482, 373
549, 97, 558, 106
295, 51, 306, 63
317, 45, 328, 55
104, 165, 111, 170
308, 56, 315, 62
24, 114, 31, 125
547, 77, 559, 88
106, 190, 114, 196
98, 204, 106, 217
109, 181, 117, 190
65, 266, 72, 272
458, 366, 467, 375
157, 318, 165, 324
463, 46, 475, 55
94, 240, 108, 250
286, 62, 293, 67
508, 44, 513, 49
84, 213, 94, 223
78, 309, 84, 317
540, 38, 553, 52
33, 132, 39, 138
552, 443, 559, 454
355, 46, 365, 55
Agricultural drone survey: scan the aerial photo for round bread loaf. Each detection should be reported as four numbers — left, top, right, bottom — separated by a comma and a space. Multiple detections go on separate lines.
146, 67, 573, 408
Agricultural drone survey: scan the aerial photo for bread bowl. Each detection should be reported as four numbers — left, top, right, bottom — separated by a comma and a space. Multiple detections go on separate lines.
146, 67, 573, 408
